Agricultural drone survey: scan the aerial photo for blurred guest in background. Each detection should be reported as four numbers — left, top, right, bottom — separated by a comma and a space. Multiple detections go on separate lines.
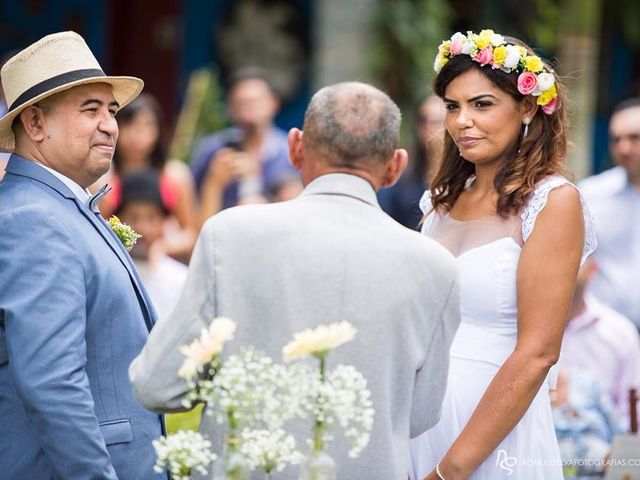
190, 68, 301, 223
98, 93, 197, 263
378, 94, 445, 229
559, 258, 640, 429
117, 170, 188, 318
580, 98, 640, 329
552, 367, 620, 479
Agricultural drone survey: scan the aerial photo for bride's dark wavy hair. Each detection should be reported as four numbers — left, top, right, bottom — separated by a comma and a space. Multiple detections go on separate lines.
427, 37, 569, 218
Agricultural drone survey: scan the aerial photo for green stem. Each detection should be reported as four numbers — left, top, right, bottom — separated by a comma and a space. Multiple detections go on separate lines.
313, 353, 327, 452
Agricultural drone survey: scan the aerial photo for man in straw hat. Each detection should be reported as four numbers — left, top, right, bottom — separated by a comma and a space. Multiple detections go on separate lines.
0, 32, 166, 479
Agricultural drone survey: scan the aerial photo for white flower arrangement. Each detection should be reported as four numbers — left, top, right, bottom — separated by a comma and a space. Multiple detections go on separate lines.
153, 430, 216, 480
282, 321, 357, 360
154, 319, 375, 479
239, 428, 303, 474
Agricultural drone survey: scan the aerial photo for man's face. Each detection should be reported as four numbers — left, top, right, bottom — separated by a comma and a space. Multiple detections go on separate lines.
227, 79, 278, 134
609, 106, 640, 184
39, 83, 119, 187
118, 201, 165, 259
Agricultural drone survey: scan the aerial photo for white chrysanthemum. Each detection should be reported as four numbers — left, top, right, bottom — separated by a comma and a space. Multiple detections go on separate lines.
153, 430, 216, 480
536, 72, 555, 92
177, 317, 236, 381
240, 428, 303, 474
502, 44, 521, 70
282, 322, 357, 360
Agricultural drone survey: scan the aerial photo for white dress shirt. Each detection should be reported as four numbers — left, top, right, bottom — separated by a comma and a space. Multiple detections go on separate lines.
33, 162, 90, 203
579, 166, 640, 328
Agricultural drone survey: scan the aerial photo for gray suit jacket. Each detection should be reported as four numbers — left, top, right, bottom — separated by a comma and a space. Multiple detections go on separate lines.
130, 173, 460, 479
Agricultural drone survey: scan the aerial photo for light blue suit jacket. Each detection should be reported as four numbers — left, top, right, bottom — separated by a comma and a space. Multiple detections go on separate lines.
0, 155, 166, 479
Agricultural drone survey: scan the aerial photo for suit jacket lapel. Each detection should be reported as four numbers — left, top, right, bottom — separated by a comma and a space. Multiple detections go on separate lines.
7, 155, 156, 331
73, 199, 156, 331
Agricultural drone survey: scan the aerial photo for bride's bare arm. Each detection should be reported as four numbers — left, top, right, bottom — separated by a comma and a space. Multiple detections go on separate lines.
427, 185, 584, 480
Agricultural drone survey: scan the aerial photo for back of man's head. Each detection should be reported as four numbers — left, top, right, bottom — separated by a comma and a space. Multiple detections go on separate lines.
612, 97, 640, 117
302, 82, 401, 167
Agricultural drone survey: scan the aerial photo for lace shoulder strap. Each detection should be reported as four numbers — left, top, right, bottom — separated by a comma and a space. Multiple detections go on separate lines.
520, 176, 597, 265
418, 190, 435, 234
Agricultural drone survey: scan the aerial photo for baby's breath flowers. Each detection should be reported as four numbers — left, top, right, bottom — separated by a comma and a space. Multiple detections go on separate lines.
284, 321, 374, 479
239, 428, 303, 475
107, 215, 142, 251
178, 317, 236, 383
282, 321, 357, 360
153, 430, 216, 480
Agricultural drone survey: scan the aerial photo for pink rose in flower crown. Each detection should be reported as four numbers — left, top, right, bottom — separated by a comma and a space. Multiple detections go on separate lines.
541, 98, 558, 114
474, 47, 494, 66
517, 71, 538, 95
450, 32, 466, 55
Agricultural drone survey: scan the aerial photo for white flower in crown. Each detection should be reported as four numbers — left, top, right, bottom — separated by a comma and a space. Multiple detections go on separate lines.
537, 72, 555, 92
502, 44, 522, 70
282, 321, 357, 360
491, 32, 506, 46
177, 317, 236, 381
434, 54, 448, 74
461, 38, 478, 56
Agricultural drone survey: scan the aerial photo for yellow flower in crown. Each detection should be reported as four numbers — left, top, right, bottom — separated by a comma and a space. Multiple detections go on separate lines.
525, 55, 544, 73
493, 45, 507, 66
537, 84, 558, 105
438, 40, 452, 56
475, 29, 495, 50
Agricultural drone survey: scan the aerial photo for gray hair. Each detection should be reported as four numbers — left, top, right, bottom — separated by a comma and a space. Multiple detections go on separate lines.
303, 82, 401, 165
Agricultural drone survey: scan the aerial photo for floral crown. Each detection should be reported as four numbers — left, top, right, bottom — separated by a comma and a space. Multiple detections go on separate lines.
434, 29, 558, 115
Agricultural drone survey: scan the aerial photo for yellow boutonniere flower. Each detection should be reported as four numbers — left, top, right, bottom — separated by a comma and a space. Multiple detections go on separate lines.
525, 55, 544, 73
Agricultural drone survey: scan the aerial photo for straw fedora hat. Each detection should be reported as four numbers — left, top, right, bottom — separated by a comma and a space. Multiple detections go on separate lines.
0, 31, 144, 153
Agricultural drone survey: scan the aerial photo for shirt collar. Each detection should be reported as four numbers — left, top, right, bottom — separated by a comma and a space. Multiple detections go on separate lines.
33, 162, 90, 203
300, 173, 381, 208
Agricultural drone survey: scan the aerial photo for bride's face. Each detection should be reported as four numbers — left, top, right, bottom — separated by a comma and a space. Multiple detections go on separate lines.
442, 68, 526, 167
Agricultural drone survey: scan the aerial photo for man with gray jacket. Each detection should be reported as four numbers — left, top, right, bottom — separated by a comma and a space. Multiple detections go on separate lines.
130, 82, 460, 479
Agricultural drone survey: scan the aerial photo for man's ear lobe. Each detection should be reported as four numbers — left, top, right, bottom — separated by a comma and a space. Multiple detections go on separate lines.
288, 128, 304, 170
381, 149, 408, 188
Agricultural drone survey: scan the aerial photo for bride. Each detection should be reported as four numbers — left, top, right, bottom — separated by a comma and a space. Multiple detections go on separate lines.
409, 30, 596, 479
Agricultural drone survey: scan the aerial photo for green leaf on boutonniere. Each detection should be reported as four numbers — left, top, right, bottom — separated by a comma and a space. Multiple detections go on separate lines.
107, 215, 142, 251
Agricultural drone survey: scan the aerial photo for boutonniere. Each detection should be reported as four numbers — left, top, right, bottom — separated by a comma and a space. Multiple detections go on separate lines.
107, 216, 142, 251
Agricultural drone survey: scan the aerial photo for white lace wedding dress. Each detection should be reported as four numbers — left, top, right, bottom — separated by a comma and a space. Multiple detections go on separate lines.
409, 176, 597, 480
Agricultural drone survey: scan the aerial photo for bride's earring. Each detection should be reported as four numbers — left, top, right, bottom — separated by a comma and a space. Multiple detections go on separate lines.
518, 118, 530, 154
522, 118, 530, 142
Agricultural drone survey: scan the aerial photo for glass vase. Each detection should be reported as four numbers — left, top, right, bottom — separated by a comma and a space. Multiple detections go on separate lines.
298, 450, 336, 480
211, 441, 248, 480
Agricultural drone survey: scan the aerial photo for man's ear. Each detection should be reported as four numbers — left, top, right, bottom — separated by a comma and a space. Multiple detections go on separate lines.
380, 148, 408, 188
17, 106, 47, 143
288, 127, 304, 170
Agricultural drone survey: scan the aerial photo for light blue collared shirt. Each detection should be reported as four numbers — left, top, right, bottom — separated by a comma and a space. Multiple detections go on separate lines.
579, 166, 640, 328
